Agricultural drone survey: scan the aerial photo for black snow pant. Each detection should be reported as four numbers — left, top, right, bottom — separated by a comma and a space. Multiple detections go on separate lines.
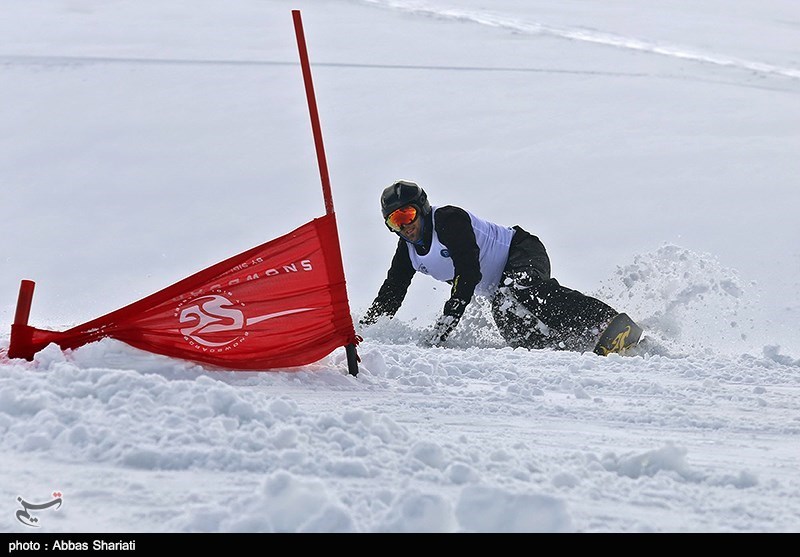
490, 226, 618, 352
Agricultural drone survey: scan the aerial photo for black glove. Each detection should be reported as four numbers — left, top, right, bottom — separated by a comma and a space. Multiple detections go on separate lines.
421, 314, 458, 347
358, 306, 384, 328
420, 297, 469, 347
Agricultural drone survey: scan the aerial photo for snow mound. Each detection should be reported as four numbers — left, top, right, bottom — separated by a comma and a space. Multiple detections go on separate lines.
593, 244, 759, 356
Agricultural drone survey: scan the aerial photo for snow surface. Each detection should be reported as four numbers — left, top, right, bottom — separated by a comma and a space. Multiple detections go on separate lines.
1, 0, 799, 533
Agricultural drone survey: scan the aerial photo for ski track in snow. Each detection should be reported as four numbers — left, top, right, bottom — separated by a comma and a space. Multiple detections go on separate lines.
2, 56, 796, 98
360, 0, 800, 81
4, 0, 800, 87
4, 0, 799, 98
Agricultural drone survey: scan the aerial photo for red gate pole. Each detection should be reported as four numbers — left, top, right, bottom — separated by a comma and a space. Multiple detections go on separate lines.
292, 10, 360, 377
8, 279, 35, 360
292, 10, 334, 215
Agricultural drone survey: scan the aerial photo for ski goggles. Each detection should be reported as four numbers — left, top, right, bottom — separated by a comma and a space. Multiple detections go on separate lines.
385, 205, 419, 232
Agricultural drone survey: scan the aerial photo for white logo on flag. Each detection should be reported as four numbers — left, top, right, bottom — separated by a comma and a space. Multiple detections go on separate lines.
177, 293, 315, 349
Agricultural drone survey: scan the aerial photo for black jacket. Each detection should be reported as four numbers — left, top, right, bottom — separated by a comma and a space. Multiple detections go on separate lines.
361, 205, 488, 327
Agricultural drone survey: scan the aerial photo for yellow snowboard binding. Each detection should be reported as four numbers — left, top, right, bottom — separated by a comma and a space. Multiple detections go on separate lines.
593, 313, 643, 356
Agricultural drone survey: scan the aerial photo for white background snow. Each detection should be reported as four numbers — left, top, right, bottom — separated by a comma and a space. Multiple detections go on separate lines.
1, 0, 799, 533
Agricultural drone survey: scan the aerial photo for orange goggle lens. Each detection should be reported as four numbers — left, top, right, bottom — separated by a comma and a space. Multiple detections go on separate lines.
385, 205, 419, 231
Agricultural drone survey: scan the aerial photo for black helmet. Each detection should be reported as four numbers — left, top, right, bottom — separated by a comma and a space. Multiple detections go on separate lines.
380, 180, 431, 220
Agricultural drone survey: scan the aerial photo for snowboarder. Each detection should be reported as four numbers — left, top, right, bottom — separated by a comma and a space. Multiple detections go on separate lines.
359, 180, 643, 355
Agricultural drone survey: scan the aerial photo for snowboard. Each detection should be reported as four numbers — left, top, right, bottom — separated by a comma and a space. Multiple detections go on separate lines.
593, 313, 644, 356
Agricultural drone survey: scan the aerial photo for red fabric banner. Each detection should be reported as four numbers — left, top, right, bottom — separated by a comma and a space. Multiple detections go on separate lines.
10, 213, 358, 370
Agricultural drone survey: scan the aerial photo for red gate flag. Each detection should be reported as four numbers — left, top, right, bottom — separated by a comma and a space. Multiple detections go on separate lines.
9, 213, 359, 370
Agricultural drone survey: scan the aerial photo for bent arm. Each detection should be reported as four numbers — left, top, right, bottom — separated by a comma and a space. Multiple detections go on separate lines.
429, 206, 482, 342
